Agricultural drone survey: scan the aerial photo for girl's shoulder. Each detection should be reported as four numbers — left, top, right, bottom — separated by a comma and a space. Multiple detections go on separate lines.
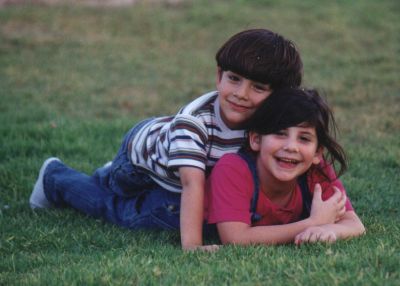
212, 153, 252, 181
307, 161, 340, 183
217, 152, 248, 166
306, 163, 345, 197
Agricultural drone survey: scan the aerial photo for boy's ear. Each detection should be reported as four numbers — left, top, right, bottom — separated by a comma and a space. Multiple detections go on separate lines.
249, 131, 261, 152
312, 147, 323, 165
216, 67, 223, 85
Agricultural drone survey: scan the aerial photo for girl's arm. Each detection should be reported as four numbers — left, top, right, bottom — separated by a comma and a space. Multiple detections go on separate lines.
292, 163, 366, 244
216, 185, 346, 245
294, 211, 365, 245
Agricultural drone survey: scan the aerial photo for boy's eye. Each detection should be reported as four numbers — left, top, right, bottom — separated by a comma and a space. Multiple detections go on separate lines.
274, 130, 287, 136
253, 84, 268, 92
228, 74, 240, 82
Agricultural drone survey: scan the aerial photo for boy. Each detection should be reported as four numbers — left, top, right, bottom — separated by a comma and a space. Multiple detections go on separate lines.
30, 29, 303, 251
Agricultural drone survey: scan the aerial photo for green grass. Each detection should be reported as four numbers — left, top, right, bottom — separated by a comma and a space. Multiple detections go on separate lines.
1, 0, 399, 284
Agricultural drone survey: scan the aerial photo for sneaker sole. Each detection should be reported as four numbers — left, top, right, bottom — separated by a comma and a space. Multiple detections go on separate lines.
30, 157, 60, 209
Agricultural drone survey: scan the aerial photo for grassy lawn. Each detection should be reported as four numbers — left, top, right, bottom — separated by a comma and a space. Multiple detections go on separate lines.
1, 0, 399, 284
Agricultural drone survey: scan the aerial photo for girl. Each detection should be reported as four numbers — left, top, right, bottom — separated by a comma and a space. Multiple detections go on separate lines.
205, 88, 365, 245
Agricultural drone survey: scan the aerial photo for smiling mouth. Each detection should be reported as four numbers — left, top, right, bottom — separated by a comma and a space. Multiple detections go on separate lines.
228, 101, 250, 112
276, 157, 300, 165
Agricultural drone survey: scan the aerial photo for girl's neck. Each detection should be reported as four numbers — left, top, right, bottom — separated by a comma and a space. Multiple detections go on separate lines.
257, 168, 297, 207
261, 180, 296, 207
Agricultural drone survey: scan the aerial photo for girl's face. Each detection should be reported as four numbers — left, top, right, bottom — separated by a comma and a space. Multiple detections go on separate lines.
249, 124, 322, 184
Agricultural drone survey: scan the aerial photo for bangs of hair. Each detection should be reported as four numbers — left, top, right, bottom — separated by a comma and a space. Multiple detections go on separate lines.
217, 35, 279, 84
216, 29, 302, 88
247, 88, 321, 134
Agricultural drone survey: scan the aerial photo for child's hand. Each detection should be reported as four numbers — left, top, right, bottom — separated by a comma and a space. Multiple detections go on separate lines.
294, 226, 337, 245
184, 244, 220, 252
309, 184, 346, 225
332, 186, 347, 222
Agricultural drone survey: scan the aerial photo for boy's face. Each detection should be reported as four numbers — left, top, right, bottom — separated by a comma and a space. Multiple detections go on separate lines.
249, 124, 321, 184
216, 69, 272, 129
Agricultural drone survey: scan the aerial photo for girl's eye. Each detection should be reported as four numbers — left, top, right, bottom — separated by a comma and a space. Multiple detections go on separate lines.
300, 136, 311, 142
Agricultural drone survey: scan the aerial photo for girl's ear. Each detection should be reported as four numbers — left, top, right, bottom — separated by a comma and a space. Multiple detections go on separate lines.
249, 131, 261, 152
312, 147, 323, 165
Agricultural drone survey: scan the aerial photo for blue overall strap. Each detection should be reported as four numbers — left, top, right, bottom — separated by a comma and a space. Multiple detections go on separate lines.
237, 148, 262, 223
298, 173, 312, 219
237, 148, 313, 223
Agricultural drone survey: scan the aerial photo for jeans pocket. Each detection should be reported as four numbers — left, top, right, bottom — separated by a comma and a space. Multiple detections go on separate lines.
127, 188, 180, 230
128, 203, 179, 230
110, 153, 153, 197
150, 203, 180, 230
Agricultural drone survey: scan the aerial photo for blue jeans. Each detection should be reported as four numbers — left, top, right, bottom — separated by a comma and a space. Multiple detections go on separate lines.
42, 119, 181, 230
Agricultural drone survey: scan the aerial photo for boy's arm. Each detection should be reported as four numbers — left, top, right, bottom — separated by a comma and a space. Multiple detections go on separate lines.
294, 211, 365, 245
216, 185, 346, 245
179, 167, 218, 251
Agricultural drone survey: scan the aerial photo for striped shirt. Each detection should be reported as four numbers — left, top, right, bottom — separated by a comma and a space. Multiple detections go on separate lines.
129, 91, 246, 193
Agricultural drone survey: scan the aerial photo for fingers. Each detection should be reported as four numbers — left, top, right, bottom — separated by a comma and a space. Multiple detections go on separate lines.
330, 186, 343, 201
313, 183, 322, 201
319, 232, 337, 244
295, 229, 312, 245
301, 231, 320, 243
310, 183, 322, 208
336, 204, 346, 222
202, 244, 220, 252
333, 186, 347, 221
308, 232, 320, 243
187, 244, 220, 252
294, 233, 302, 245
334, 186, 346, 206
310, 184, 348, 225
295, 227, 337, 245
315, 184, 346, 206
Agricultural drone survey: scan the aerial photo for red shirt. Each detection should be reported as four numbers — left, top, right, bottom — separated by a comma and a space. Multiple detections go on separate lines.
205, 153, 353, 226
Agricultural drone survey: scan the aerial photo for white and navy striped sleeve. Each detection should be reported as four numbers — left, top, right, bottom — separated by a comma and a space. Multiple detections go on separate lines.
166, 114, 209, 170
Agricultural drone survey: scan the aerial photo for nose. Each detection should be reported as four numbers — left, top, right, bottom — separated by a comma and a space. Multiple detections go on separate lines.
234, 82, 250, 100
283, 138, 299, 153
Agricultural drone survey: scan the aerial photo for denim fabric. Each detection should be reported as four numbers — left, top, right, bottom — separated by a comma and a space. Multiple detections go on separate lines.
42, 119, 181, 230
98, 118, 155, 197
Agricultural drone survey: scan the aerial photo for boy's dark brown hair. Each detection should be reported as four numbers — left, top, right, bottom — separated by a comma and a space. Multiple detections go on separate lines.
216, 29, 303, 89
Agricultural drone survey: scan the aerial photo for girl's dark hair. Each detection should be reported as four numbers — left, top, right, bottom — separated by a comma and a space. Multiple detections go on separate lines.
246, 88, 347, 178
216, 29, 303, 89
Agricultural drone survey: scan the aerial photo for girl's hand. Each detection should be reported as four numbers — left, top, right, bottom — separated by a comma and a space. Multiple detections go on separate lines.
333, 186, 347, 222
309, 184, 346, 225
295, 226, 337, 245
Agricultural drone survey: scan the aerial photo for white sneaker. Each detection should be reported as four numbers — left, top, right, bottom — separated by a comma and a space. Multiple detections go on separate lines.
29, 157, 61, 209
103, 161, 112, 168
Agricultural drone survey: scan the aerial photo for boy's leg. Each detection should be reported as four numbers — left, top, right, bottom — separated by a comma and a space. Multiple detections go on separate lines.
100, 151, 154, 198
43, 160, 180, 230
100, 118, 154, 197
30, 157, 61, 209
129, 187, 181, 230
